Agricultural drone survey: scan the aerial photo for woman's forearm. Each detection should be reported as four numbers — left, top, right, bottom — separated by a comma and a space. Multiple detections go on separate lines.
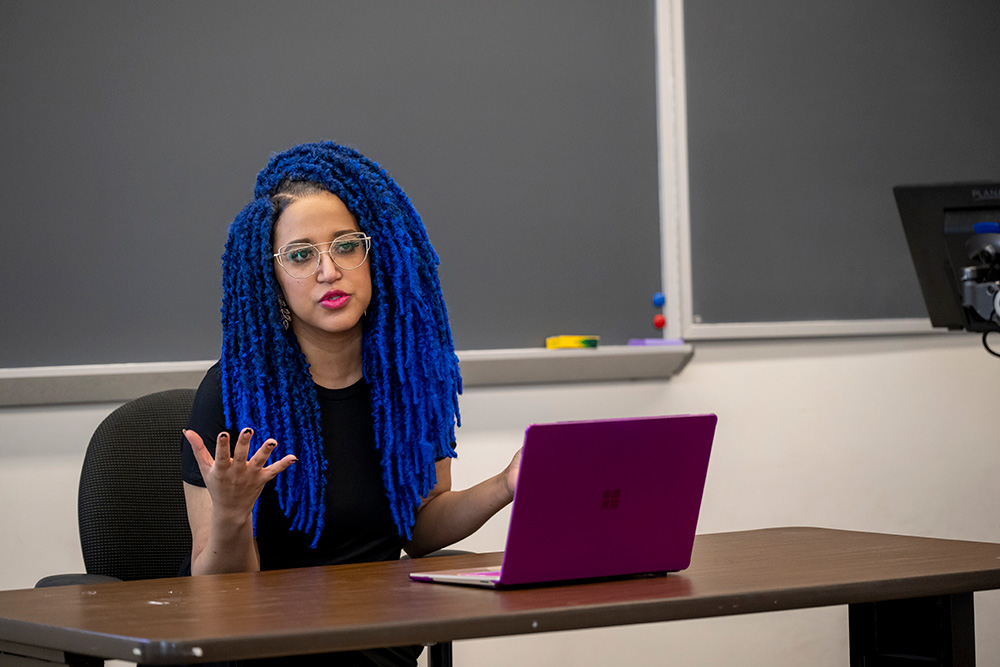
190, 509, 260, 575
185, 482, 261, 575
405, 471, 513, 557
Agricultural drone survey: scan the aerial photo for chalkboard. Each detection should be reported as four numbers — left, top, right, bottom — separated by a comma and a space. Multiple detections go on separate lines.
683, 1, 1000, 326
0, 1, 660, 368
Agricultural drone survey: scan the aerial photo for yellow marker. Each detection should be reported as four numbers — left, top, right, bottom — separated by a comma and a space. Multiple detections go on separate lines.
545, 335, 600, 349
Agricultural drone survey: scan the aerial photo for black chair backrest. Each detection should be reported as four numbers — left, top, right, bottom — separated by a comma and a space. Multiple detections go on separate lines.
78, 388, 195, 581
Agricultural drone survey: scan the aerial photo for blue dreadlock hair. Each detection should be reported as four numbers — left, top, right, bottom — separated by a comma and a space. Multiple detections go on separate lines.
220, 141, 461, 544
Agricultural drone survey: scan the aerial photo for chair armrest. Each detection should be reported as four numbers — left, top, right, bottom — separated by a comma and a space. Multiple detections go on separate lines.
401, 548, 474, 560
423, 549, 474, 558
35, 573, 122, 588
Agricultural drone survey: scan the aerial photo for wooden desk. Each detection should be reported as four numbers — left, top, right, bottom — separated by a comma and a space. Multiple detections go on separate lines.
2, 527, 999, 666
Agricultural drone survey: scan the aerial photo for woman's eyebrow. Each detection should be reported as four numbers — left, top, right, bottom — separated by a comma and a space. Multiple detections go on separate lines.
280, 230, 361, 245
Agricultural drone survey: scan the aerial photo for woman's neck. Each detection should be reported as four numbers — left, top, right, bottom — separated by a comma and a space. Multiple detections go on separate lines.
292, 324, 364, 389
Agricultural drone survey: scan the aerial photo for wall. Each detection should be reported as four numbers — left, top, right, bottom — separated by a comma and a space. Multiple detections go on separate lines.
4, 334, 999, 666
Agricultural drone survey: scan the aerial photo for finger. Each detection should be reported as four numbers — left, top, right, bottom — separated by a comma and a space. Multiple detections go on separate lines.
233, 427, 253, 462
183, 429, 215, 470
262, 455, 298, 481
248, 438, 279, 467
214, 432, 233, 465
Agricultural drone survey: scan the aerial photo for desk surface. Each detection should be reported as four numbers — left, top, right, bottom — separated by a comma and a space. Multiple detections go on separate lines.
3, 527, 1000, 664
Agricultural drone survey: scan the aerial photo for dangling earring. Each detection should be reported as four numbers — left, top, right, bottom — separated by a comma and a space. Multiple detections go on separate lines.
278, 295, 292, 330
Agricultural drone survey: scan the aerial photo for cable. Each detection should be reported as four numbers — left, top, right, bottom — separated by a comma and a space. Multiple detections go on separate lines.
983, 331, 1000, 358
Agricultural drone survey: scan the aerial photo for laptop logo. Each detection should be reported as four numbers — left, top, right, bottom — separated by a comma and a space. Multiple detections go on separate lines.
601, 488, 621, 510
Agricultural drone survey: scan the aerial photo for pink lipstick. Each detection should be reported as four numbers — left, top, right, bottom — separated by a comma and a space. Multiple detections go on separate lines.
319, 290, 350, 310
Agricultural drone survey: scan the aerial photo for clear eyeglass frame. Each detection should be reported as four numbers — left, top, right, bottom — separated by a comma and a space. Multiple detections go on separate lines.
273, 232, 372, 278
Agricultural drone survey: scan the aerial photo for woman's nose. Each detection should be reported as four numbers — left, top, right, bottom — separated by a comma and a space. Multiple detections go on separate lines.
315, 249, 343, 280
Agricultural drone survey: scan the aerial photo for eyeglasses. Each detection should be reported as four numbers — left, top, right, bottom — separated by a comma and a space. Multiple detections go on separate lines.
273, 232, 372, 278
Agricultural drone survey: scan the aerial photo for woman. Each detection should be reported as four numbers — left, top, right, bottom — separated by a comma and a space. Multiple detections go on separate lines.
181, 142, 520, 666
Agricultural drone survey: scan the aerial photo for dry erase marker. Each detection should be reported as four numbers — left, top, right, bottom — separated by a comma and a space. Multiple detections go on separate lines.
545, 335, 600, 349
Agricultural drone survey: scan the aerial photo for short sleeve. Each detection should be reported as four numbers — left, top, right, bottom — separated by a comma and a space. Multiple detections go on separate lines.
435, 440, 457, 462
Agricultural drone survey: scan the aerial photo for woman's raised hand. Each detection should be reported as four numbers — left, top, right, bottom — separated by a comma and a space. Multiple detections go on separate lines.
184, 428, 296, 520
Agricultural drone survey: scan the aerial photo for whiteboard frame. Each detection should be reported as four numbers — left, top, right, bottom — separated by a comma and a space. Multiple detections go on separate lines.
0, 345, 694, 407
656, 0, 935, 341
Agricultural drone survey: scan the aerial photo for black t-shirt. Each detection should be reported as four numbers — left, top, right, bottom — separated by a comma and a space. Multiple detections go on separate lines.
181, 363, 420, 667
182, 362, 406, 569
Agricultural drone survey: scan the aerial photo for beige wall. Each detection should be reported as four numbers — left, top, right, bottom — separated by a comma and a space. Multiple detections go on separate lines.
3, 333, 999, 666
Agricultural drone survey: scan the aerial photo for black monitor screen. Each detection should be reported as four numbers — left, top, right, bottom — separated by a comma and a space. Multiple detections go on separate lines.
895, 183, 1000, 333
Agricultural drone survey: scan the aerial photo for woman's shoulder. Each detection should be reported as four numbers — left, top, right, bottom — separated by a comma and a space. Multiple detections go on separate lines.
190, 361, 224, 421
196, 360, 223, 393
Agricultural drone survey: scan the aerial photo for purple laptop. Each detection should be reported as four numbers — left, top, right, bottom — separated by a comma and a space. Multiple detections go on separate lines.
409, 413, 717, 588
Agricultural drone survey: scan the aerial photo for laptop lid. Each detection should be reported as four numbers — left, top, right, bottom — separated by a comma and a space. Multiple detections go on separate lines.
410, 413, 716, 588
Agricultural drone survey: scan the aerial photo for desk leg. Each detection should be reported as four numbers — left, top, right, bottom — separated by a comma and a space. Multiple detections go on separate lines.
427, 641, 453, 667
848, 594, 975, 666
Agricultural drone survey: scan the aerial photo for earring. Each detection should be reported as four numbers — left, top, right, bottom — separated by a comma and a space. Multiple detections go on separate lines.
278, 296, 292, 330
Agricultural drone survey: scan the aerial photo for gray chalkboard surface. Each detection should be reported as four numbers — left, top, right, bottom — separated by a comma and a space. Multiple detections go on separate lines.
684, 1, 1000, 326
0, 1, 660, 368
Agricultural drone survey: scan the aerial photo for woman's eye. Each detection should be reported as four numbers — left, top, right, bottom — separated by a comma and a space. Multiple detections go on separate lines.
334, 241, 360, 254
286, 247, 315, 263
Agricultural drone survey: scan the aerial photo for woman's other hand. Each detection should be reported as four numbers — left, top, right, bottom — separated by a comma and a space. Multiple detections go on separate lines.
503, 447, 522, 499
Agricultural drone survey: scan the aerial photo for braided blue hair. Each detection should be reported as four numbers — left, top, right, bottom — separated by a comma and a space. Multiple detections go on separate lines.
220, 141, 461, 544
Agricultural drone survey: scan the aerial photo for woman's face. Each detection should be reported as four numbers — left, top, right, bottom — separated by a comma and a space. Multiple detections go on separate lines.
271, 191, 372, 341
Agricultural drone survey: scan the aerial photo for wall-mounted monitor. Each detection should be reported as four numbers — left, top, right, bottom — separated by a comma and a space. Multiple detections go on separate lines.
895, 183, 1000, 334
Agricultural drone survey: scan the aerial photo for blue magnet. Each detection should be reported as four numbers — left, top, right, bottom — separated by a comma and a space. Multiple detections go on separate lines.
652, 292, 665, 308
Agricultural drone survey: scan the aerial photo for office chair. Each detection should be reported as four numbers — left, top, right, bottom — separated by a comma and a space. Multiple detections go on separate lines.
35, 388, 463, 666
36, 388, 196, 587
